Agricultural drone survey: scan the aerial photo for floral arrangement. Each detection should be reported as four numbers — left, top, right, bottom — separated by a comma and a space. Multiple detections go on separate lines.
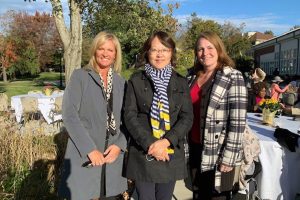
258, 98, 281, 113
43, 85, 58, 96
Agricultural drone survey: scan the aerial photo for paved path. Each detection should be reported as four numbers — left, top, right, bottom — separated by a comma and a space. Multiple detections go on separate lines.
131, 180, 193, 200
172, 180, 193, 200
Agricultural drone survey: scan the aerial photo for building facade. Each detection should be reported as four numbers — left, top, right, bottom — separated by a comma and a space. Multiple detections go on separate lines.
249, 28, 300, 76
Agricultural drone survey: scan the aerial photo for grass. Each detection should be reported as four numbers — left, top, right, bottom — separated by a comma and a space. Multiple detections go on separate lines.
35, 72, 63, 81
0, 72, 63, 101
0, 81, 43, 100
0, 68, 186, 101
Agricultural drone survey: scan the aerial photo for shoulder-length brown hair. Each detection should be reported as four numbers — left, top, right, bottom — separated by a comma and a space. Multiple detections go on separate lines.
194, 31, 234, 71
88, 31, 122, 73
137, 31, 177, 68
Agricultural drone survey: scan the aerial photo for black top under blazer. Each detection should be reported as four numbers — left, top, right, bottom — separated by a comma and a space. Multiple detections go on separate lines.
123, 70, 193, 183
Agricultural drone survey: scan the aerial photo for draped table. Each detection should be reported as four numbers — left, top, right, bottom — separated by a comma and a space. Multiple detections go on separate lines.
247, 113, 300, 200
11, 92, 63, 124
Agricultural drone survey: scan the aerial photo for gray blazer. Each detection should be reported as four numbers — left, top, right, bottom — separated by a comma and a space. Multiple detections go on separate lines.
59, 67, 127, 200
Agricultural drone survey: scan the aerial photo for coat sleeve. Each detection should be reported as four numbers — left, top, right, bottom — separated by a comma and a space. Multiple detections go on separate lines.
221, 71, 247, 167
123, 78, 157, 152
163, 79, 193, 147
274, 83, 289, 93
62, 70, 97, 157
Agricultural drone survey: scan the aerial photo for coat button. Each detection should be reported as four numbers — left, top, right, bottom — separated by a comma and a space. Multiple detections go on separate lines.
216, 120, 220, 124
144, 87, 148, 91
143, 103, 146, 106
215, 135, 219, 139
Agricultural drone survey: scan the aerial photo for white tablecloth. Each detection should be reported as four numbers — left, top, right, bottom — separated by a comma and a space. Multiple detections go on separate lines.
11, 92, 64, 124
247, 113, 300, 200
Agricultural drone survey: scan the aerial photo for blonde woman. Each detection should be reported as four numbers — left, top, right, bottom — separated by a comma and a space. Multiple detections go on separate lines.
59, 31, 127, 200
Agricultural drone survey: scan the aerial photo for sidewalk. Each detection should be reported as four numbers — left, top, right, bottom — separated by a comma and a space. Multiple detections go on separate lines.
131, 180, 193, 200
172, 180, 193, 200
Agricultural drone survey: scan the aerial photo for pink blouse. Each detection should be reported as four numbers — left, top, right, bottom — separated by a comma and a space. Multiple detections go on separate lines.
271, 83, 289, 101
256, 96, 263, 104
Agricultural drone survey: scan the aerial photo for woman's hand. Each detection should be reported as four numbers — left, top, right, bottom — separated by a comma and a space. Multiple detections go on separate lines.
148, 139, 170, 161
219, 163, 233, 173
104, 144, 121, 164
88, 150, 106, 166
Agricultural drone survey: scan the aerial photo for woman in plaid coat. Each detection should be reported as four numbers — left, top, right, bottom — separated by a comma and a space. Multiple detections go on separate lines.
187, 31, 247, 200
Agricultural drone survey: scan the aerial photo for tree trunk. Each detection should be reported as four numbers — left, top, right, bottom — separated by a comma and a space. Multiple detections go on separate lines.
64, 34, 82, 85
50, 0, 83, 85
2, 65, 7, 82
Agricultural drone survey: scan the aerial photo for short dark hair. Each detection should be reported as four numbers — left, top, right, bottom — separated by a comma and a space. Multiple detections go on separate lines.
137, 31, 176, 67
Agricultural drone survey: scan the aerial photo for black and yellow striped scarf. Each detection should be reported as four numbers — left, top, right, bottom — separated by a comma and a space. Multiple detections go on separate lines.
145, 63, 174, 154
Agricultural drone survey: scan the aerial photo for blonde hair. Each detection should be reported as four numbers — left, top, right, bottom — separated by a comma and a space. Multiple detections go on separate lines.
194, 31, 234, 71
88, 31, 122, 73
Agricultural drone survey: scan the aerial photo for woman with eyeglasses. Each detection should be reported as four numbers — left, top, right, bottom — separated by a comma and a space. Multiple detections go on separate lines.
123, 31, 193, 200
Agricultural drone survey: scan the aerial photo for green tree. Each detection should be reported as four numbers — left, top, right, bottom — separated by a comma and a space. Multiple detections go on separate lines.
182, 13, 221, 50
0, 35, 17, 82
26, 0, 86, 84
176, 49, 194, 75
221, 22, 251, 58
83, 0, 179, 68
26, 0, 178, 82
290, 25, 300, 31
234, 55, 254, 74
8, 41, 39, 78
264, 30, 274, 36
4, 11, 62, 72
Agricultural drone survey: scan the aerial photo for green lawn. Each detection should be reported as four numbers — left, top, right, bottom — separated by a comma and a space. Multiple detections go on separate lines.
35, 72, 64, 81
0, 81, 43, 100
0, 72, 62, 101
0, 69, 186, 101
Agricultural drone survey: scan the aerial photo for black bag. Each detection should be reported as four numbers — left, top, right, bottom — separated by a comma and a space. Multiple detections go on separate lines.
274, 128, 299, 152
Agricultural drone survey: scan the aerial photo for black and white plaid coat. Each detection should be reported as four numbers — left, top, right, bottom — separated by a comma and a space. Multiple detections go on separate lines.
187, 66, 247, 172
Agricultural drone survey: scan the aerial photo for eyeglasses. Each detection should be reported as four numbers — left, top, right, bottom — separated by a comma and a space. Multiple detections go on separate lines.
149, 48, 171, 55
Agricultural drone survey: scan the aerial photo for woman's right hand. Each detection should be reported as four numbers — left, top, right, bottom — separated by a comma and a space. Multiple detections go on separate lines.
88, 150, 106, 166
148, 139, 170, 161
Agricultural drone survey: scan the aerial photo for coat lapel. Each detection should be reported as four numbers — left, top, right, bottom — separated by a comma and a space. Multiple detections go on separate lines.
206, 66, 233, 119
142, 71, 154, 107
112, 73, 121, 113
167, 71, 178, 112
88, 69, 102, 87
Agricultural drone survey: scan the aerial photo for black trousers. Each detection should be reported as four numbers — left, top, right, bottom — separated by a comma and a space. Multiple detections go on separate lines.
135, 181, 176, 200
189, 142, 232, 200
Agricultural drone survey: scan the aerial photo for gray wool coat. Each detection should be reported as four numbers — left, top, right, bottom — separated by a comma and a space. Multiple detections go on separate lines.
58, 67, 127, 200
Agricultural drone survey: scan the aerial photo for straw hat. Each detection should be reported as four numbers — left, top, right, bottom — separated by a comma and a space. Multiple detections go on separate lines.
252, 68, 266, 83
272, 76, 284, 83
